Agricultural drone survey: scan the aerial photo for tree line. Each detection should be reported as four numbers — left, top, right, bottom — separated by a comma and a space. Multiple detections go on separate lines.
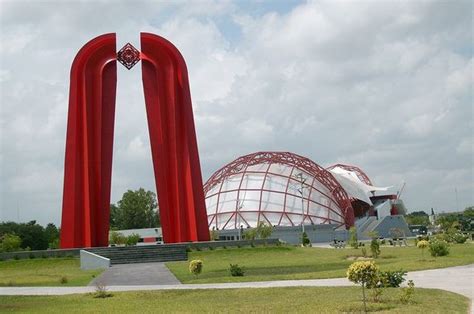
405, 206, 473, 231
1, 188, 161, 253
0, 221, 59, 252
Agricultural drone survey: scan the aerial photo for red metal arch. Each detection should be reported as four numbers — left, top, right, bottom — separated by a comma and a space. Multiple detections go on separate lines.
140, 32, 209, 243
204, 152, 355, 228
326, 163, 373, 186
60, 34, 117, 248
60, 33, 210, 248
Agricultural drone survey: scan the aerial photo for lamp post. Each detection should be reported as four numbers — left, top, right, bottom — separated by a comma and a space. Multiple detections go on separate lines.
237, 199, 244, 240
293, 172, 307, 234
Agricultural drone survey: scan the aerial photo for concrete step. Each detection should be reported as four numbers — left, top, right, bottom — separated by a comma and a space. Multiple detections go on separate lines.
85, 244, 188, 265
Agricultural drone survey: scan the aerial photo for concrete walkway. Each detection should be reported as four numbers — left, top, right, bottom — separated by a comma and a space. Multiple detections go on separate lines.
1, 264, 472, 303
88, 262, 180, 286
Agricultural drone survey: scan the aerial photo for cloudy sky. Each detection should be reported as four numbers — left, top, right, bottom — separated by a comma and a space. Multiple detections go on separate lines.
0, 0, 472, 226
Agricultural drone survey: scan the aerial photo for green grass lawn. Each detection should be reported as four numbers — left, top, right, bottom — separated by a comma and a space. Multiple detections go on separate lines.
0, 258, 102, 286
167, 243, 474, 284
0, 287, 469, 313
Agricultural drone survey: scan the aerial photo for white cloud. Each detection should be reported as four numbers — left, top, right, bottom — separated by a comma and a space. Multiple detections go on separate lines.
0, 0, 472, 225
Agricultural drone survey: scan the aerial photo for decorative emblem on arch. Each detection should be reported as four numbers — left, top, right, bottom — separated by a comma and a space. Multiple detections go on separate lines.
60, 33, 210, 248
117, 43, 140, 70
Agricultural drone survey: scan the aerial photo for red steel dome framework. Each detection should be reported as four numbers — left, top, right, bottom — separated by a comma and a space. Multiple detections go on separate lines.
204, 152, 355, 230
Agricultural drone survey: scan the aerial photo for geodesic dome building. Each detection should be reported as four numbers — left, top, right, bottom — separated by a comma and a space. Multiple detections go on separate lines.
204, 152, 354, 230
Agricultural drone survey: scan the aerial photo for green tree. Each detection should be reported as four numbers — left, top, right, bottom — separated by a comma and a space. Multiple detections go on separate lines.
109, 204, 121, 230
405, 211, 429, 226
44, 223, 59, 248
110, 188, 160, 230
19, 221, 48, 250
349, 226, 358, 249
347, 261, 379, 312
0, 221, 48, 250
256, 222, 273, 240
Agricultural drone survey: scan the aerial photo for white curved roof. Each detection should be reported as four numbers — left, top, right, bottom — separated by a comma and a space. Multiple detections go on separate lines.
328, 166, 390, 205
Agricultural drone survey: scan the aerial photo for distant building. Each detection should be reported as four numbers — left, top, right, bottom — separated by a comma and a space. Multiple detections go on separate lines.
110, 228, 162, 245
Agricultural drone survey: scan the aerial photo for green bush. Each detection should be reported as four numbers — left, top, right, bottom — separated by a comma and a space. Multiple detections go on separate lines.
451, 233, 468, 244
379, 270, 406, 288
1, 233, 22, 252
189, 260, 203, 277
109, 231, 126, 246
417, 240, 429, 259
429, 240, 449, 257
59, 276, 68, 284
229, 264, 245, 277
243, 228, 257, 241
399, 280, 415, 304
209, 229, 219, 241
125, 233, 140, 246
94, 282, 113, 298
301, 232, 310, 247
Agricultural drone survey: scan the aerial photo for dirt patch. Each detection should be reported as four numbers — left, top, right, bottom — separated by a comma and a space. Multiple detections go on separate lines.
346, 256, 373, 261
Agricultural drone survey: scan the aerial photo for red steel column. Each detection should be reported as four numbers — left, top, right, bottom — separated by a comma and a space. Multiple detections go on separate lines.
60, 34, 117, 248
140, 32, 210, 243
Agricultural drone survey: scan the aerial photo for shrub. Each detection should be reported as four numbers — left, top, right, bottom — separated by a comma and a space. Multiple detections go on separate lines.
243, 228, 257, 241
370, 239, 380, 258
349, 227, 358, 249
94, 281, 113, 298
451, 233, 468, 244
209, 229, 219, 241
109, 231, 126, 246
347, 261, 379, 312
429, 239, 449, 257
59, 276, 68, 284
301, 232, 310, 247
370, 279, 385, 303
379, 270, 406, 288
229, 264, 245, 277
399, 280, 415, 304
417, 240, 429, 259
189, 260, 203, 277
48, 239, 60, 249
0, 233, 22, 252
125, 233, 140, 246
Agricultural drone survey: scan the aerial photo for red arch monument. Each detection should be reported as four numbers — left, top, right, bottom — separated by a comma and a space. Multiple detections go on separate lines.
60, 33, 210, 248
